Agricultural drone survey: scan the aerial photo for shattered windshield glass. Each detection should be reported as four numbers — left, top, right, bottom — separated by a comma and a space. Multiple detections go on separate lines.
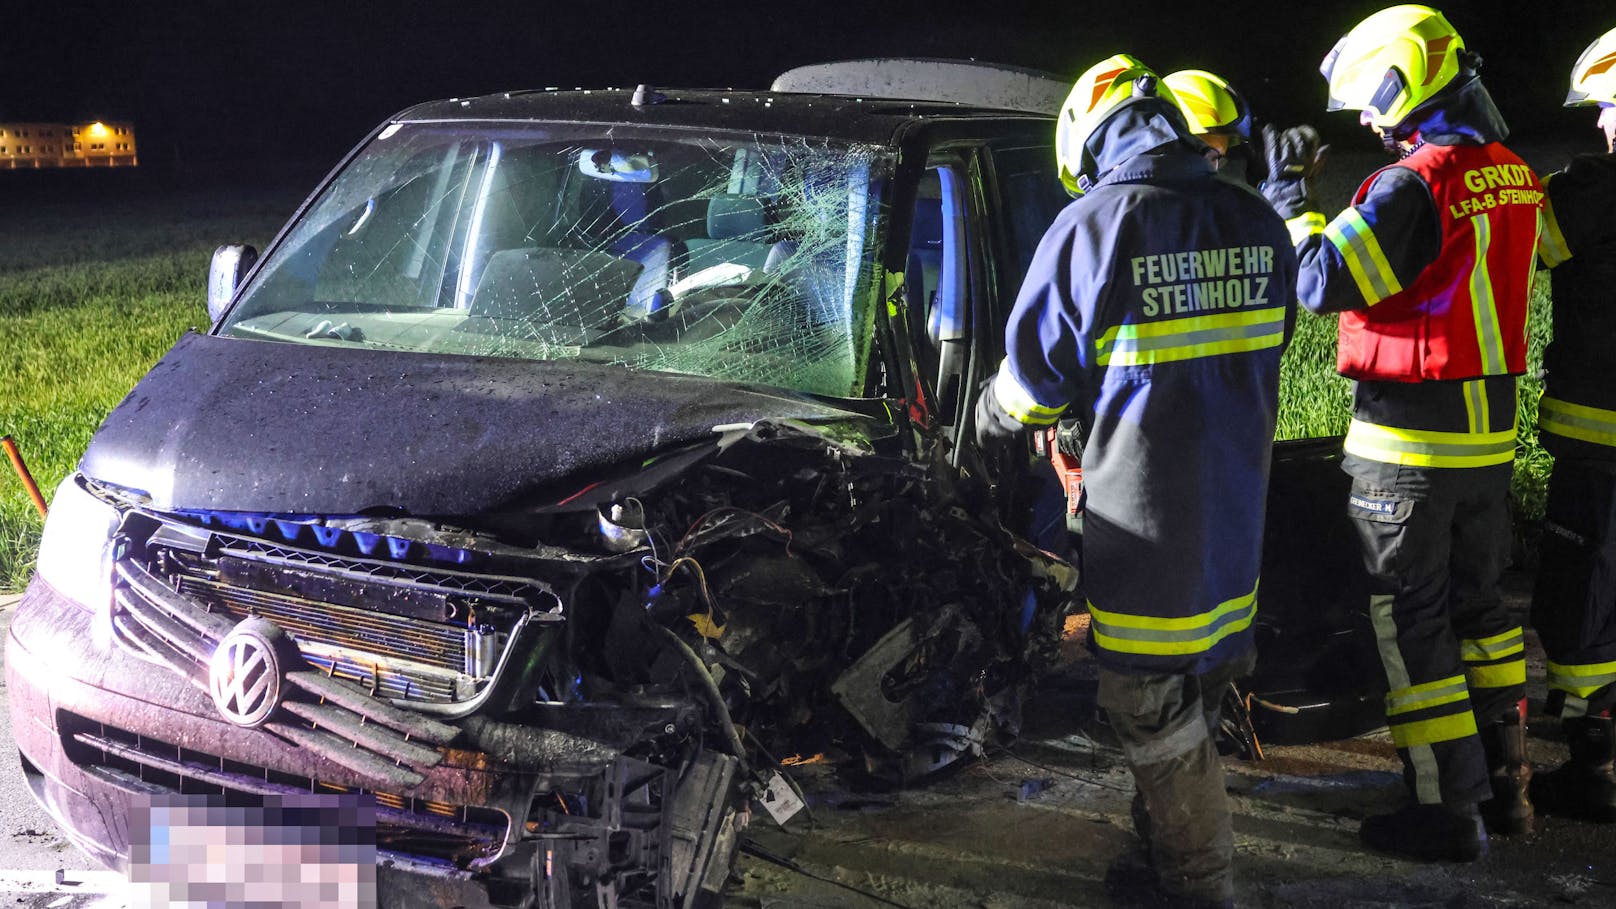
221, 123, 891, 397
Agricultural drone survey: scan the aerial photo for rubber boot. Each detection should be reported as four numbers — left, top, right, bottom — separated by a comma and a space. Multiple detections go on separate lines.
1479, 707, 1534, 836
1360, 802, 1487, 862
1532, 715, 1616, 822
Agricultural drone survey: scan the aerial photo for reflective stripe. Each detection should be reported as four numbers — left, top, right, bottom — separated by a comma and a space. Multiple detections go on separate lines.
1385, 675, 1470, 716
1547, 659, 1616, 699
1390, 712, 1480, 748
1462, 380, 1489, 435
1344, 418, 1517, 468
1460, 627, 1525, 662
1095, 307, 1286, 366
992, 362, 1066, 427
1466, 659, 1526, 690
1286, 211, 1326, 246
1324, 208, 1403, 305
1088, 582, 1258, 657
1540, 396, 1616, 448
1539, 178, 1573, 268
1467, 214, 1507, 375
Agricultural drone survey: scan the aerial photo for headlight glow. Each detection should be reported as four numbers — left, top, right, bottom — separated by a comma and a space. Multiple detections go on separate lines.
34, 475, 121, 617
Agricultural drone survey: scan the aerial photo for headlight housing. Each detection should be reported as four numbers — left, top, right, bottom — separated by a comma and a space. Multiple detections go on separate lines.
34, 475, 121, 622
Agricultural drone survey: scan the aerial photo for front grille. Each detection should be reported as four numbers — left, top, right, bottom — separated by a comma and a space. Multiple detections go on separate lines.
178, 575, 469, 671
60, 712, 508, 868
174, 575, 466, 703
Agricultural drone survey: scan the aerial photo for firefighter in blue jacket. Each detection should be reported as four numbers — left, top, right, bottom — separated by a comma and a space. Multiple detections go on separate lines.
1262, 6, 1541, 859
1530, 23, 1616, 824
975, 54, 1298, 908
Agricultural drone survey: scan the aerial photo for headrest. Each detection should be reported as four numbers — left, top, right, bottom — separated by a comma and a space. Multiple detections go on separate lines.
609, 181, 654, 226
706, 195, 766, 240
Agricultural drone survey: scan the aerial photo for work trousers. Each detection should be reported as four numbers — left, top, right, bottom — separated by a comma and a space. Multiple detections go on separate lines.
1532, 458, 1616, 717
1348, 468, 1522, 808
1098, 650, 1253, 905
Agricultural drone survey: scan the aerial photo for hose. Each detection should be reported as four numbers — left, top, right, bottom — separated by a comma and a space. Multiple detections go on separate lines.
652, 624, 749, 771
2, 436, 48, 518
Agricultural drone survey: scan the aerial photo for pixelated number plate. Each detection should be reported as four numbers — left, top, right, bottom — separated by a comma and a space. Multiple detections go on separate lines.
129, 793, 378, 909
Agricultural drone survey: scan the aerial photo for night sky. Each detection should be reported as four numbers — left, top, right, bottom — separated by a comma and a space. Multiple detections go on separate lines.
4, 0, 1613, 169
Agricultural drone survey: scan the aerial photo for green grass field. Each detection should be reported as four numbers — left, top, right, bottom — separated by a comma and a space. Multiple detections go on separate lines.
0, 175, 299, 590
0, 165, 1559, 592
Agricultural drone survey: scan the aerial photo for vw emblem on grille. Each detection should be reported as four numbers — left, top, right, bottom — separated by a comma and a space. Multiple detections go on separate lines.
209, 619, 286, 727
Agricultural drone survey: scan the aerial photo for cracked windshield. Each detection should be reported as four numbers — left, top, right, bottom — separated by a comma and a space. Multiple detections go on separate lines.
221, 124, 890, 397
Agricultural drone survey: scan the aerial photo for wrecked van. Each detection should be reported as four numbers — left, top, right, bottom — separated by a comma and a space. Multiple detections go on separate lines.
7, 62, 1379, 908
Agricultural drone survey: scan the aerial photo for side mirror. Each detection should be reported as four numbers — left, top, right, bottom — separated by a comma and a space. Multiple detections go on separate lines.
207, 245, 258, 325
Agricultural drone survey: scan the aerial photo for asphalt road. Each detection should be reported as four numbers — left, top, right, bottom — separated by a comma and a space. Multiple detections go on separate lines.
0, 594, 125, 907
3, 580, 1615, 909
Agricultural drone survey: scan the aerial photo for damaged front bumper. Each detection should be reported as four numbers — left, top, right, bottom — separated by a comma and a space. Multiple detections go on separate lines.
7, 578, 737, 908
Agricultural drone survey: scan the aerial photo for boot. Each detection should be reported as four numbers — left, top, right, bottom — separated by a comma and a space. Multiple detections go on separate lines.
1531, 715, 1616, 822
1479, 708, 1534, 836
1360, 803, 1487, 862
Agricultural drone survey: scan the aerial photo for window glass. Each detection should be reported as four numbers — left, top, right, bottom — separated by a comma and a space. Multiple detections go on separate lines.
990, 143, 1071, 286
222, 124, 893, 398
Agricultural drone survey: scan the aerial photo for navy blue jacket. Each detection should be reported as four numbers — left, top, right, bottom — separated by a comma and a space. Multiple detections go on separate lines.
993, 100, 1299, 675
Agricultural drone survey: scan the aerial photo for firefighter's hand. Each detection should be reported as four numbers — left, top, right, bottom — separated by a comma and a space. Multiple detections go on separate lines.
974, 381, 1023, 450
1259, 124, 1329, 219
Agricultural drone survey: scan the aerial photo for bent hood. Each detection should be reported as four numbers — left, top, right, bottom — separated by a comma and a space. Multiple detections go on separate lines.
81, 332, 876, 514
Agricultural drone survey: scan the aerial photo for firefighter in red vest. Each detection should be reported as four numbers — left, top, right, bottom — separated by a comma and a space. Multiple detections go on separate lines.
1261, 5, 1541, 860
1529, 24, 1616, 824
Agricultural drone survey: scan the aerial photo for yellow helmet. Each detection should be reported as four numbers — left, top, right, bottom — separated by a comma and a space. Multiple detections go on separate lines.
1567, 25, 1616, 106
1162, 70, 1252, 143
1055, 54, 1177, 195
1319, 4, 1465, 130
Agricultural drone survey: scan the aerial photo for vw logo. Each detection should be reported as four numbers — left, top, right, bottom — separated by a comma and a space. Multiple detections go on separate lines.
209, 619, 286, 727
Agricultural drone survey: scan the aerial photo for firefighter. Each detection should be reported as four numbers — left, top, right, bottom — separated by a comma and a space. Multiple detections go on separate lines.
975, 54, 1298, 907
1163, 70, 1256, 181
1261, 5, 1541, 858
1529, 24, 1616, 824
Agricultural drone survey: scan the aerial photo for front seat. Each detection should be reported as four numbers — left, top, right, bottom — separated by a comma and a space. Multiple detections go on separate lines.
581, 178, 683, 319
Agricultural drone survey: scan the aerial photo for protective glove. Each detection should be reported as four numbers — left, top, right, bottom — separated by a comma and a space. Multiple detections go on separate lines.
1258, 124, 1330, 219
973, 377, 1025, 450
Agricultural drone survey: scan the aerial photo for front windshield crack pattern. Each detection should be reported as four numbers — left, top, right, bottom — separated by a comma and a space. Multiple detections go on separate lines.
224, 127, 888, 399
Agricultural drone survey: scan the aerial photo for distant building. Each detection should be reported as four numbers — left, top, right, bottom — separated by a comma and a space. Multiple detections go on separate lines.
0, 121, 137, 169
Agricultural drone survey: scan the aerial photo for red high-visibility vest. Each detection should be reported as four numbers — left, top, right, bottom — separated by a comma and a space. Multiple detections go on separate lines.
1336, 143, 1541, 382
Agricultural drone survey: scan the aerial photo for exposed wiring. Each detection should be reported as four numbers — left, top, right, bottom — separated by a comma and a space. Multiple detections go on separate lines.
673, 505, 795, 557
739, 840, 915, 909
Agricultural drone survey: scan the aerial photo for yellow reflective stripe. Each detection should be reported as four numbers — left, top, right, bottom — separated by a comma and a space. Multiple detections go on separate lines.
1467, 214, 1508, 375
1540, 396, 1616, 448
1385, 675, 1470, 716
1286, 211, 1326, 246
1547, 659, 1616, 698
1466, 659, 1526, 690
1344, 418, 1518, 468
1460, 627, 1525, 661
1088, 582, 1258, 657
1324, 208, 1403, 305
1539, 179, 1572, 268
992, 362, 1066, 426
1390, 712, 1479, 748
1094, 307, 1286, 366
1462, 380, 1489, 435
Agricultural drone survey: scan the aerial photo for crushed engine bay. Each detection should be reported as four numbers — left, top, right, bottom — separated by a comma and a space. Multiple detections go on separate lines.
93, 418, 1072, 907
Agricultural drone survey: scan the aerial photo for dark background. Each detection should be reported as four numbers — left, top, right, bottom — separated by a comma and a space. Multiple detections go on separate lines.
3, 0, 1613, 170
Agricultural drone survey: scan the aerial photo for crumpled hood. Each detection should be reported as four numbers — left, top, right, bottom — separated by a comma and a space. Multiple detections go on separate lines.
81, 332, 876, 515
